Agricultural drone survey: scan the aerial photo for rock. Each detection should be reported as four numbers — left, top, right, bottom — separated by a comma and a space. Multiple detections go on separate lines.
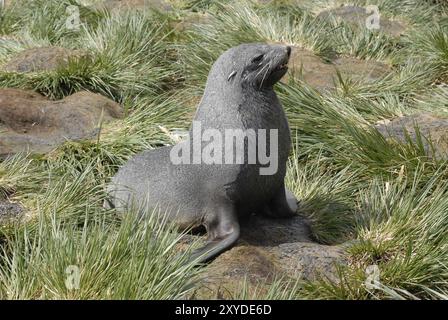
333, 56, 391, 82
0, 89, 123, 156
376, 113, 448, 158
172, 12, 213, 33
3, 47, 87, 73
0, 200, 24, 223
317, 5, 406, 37
191, 245, 281, 299
188, 215, 347, 299
283, 46, 390, 91
267, 242, 346, 281
283, 47, 335, 90
239, 214, 311, 246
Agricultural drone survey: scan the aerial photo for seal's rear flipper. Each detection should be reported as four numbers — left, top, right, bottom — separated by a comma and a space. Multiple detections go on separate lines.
189, 231, 240, 264
189, 206, 240, 264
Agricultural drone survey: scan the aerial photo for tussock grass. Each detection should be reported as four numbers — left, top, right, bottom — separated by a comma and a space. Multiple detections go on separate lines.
0, 0, 104, 43
302, 170, 448, 299
286, 152, 359, 244
0, 6, 176, 100
177, 1, 334, 86
46, 92, 191, 184
308, 0, 443, 26
0, 155, 44, 199
0, 210, 200, 299
0, 159, 202, 299
225, 276, 302, 300
279, 83, 448, 184
408, 23, 448, 83
176, 0, 437, 101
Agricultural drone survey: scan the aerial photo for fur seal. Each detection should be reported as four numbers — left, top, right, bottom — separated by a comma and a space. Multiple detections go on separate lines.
106, 43, 297, 263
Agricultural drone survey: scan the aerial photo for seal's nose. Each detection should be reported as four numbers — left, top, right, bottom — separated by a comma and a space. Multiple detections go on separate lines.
286, 46, 291, 58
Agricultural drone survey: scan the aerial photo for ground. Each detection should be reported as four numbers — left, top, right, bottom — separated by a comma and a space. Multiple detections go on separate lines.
0, 0, 448, 299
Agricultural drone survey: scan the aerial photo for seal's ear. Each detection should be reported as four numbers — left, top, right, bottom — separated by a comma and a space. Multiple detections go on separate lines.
227, 71, 237, 82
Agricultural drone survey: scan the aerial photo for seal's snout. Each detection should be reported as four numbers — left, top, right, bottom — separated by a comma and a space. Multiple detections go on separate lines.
274, 46, 291, 72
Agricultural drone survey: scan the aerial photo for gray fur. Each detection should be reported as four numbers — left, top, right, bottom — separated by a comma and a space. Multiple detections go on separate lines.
106, 43, 297, 263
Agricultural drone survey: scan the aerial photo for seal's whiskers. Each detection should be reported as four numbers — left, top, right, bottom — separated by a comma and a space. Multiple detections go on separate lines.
259, 62, 272, 89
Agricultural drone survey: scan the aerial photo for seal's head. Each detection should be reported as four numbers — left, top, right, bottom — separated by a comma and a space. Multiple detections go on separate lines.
210, 43, 291, 90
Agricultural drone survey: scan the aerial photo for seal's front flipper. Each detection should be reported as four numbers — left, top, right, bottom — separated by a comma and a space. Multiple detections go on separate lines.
264, 185, 298, 218
285, 188, 299, 213
189, 204, 240, 264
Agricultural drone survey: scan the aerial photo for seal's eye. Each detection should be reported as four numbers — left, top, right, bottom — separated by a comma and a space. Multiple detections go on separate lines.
251, 54, 264, 64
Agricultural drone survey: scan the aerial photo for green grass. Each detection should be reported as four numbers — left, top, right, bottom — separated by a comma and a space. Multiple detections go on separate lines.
0, 210, 201, 299
1, 5, 176, 100
1, 0, 448, 300
302, 169, 448, 299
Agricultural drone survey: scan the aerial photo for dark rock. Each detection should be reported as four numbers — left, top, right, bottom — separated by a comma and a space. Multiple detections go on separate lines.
0, 200, 24, 223
0, 89, 124, 156
240, 214, 311, 246
188, 215, 347, 299
317, 5, 406, 37
376, 113, 448, 158
3, 47, 87, 73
